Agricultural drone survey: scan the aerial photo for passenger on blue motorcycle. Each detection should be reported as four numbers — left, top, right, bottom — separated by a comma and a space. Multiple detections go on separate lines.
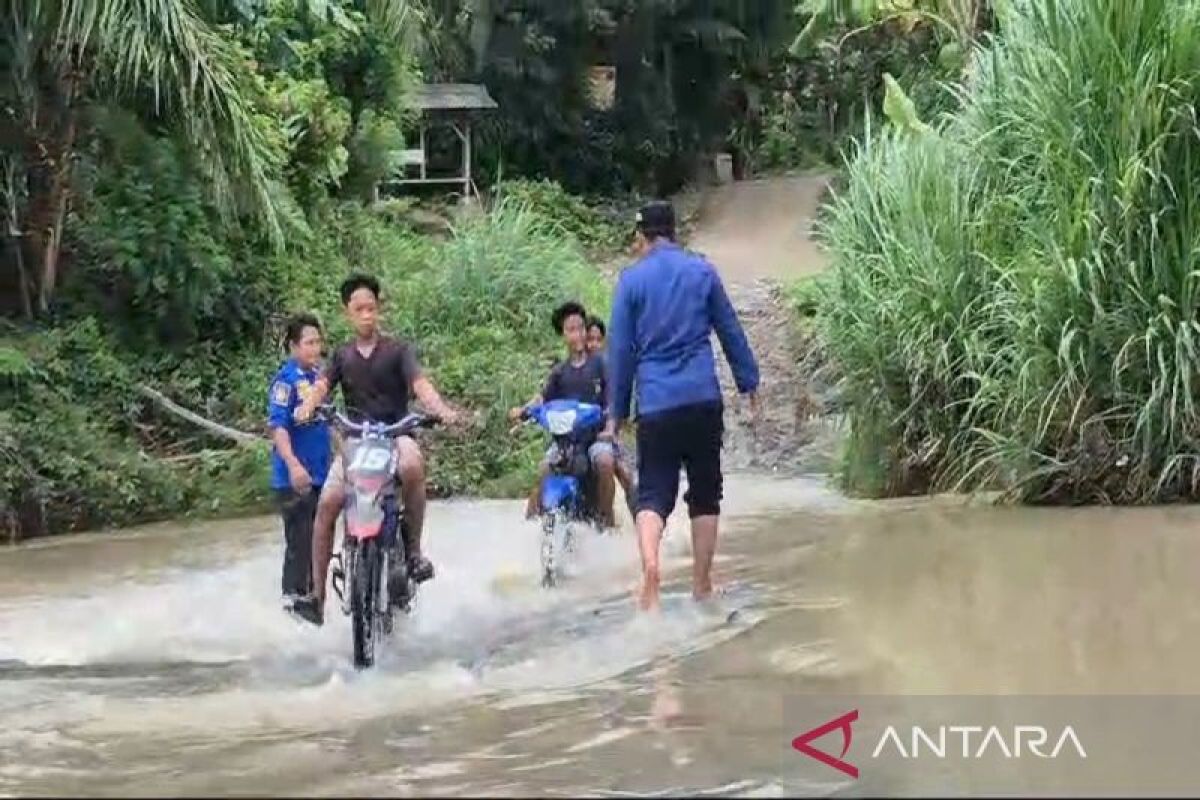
508, 301, 617, 529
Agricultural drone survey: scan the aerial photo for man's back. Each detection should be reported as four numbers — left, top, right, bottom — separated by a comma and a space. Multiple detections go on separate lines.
608, 242, 758, 420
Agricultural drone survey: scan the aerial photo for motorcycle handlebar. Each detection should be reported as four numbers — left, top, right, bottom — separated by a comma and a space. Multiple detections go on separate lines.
313, 406, 438, 437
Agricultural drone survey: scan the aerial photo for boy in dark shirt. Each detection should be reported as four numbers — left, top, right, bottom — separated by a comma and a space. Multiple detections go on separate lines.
510, 302, 617, 528
585, 316, 607, 357
292, 274, 463, 626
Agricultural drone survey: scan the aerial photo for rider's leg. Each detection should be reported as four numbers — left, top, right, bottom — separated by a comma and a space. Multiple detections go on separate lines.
396, 436, 434, 583
527, 460, 550, 519
681, 403, 725, 601
589, 442, 617, 528
311, 486, 343, 604
527, 442, 557, 519
634, 414, 681, 612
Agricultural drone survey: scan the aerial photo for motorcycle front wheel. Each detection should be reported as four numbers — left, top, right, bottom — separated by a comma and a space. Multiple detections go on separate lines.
350, 537, 383, 669
540, 509, 574, 588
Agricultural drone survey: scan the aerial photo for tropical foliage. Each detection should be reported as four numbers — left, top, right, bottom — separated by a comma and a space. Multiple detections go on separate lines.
818, 0, 1200, 504
419, 0, 800, 193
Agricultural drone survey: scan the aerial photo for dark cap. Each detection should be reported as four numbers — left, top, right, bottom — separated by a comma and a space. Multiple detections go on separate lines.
635, 200, 676, 239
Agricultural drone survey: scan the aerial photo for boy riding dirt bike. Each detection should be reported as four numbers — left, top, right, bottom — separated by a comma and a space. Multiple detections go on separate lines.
292, 273, 464, 627
509, 302, 618, 528
309, 404, 439, 667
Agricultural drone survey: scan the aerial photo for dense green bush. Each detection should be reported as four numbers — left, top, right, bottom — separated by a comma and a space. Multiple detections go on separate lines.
66, 134, 283, 349
819, 0, 1200, 504
734, 22, 958, 176
492, 179, 626, 254
0, 319, 271, 540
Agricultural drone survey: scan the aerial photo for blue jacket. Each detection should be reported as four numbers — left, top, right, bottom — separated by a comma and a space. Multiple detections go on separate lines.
267, 359, 332, 490
607, 242, 759, 421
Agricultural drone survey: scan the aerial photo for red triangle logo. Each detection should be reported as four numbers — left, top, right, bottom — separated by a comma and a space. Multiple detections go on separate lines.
792, 709, 859, 779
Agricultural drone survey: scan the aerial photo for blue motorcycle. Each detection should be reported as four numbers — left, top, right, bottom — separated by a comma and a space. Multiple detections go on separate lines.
520, 399, 606, 587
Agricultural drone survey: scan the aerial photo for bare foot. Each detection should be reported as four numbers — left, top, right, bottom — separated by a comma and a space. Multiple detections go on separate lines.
639, 575, 661, 612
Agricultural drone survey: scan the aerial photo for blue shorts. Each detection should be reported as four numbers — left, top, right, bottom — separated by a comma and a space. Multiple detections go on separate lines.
635, 401, 724, 520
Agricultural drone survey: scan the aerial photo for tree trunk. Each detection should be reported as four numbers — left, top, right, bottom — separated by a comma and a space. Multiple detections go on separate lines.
21, 61, 79, 316
1, 160, 33, 319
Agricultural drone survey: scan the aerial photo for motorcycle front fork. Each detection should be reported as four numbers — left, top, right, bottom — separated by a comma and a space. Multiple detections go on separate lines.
331, 550, 349, 614
330, 534, 410, 616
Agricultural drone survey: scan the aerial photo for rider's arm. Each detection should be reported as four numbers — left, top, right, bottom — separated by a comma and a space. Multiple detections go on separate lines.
607, 272, 636, 428
413, 375, 457, 420
404, 344, 458, 421
707, 265, 759, 395
294, 376, 330, 421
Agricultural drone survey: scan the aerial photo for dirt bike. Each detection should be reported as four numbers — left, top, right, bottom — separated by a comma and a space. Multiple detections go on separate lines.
321, 409, 437, 669
519, 399, 606, 588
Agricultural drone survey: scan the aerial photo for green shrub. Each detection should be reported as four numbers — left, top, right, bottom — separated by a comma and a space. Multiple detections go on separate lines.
66, 133, 285, 350
0, 320, 274, 540
491, 179, 625, 254
386, 197, 610, 494
819, 0, 1200, 504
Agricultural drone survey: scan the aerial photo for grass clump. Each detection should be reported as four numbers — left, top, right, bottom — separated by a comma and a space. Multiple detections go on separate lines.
819, 0, 1200, 504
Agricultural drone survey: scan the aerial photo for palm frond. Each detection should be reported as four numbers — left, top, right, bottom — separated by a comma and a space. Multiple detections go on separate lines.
366, 0, 425, 44
53, 0, 283, 243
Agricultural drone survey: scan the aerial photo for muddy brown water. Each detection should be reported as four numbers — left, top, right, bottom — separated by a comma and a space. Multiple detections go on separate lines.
3, 475, 1200, 796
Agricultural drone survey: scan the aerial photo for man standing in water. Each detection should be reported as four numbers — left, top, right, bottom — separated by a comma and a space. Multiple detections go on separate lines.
267, 314, 331, 614
602, 201, 759, 611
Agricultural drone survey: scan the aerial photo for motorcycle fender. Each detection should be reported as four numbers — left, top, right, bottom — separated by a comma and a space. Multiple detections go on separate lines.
542, 474, 579, 511
345, 483, 385, 540
346, 518, 383, 540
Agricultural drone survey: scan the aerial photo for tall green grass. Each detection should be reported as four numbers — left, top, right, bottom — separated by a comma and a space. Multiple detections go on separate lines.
819, 0, 1200, 504
392, 197, 610, 494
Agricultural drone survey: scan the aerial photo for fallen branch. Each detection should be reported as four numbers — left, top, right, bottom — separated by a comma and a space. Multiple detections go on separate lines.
136, 385, 264, 447
159, 452, 211, 464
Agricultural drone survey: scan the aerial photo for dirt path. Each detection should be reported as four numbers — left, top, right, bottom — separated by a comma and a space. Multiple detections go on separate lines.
688, 174, 831, 282
681, 174, 841, 475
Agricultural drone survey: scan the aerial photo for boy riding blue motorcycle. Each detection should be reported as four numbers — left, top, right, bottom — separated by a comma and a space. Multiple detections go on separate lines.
509, 301, 617, 529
